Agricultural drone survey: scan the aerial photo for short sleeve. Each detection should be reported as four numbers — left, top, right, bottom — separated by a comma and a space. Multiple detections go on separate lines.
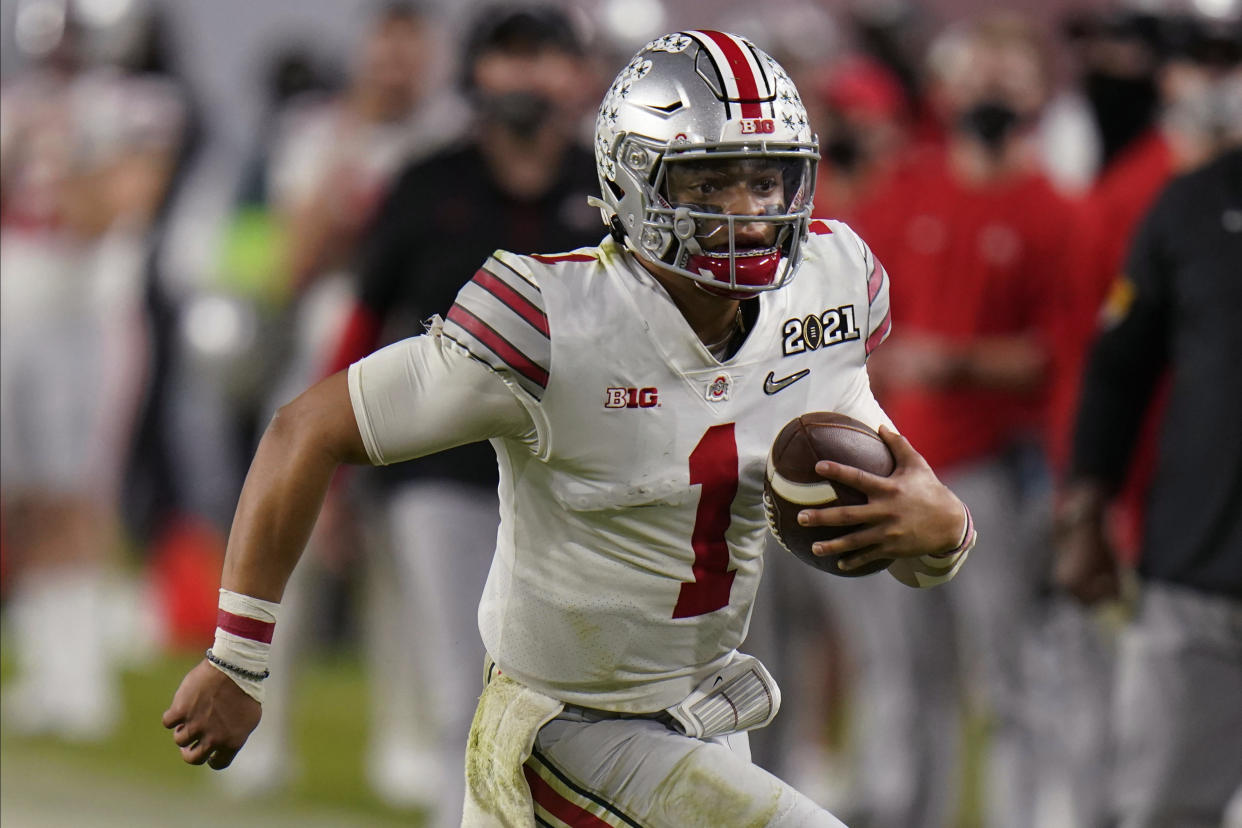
348, 323, 536, 467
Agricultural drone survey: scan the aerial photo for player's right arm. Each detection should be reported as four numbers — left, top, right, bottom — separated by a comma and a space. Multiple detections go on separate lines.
161, 369, 369, 768
163, 320, 537, 769
222, 370, 370, 600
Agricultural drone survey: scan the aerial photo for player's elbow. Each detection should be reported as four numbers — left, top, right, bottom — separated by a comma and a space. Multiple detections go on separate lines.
267, 373, 369, 467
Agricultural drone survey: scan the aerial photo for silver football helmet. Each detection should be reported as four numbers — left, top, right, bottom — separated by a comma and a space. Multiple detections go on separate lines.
594, 31, 819, 297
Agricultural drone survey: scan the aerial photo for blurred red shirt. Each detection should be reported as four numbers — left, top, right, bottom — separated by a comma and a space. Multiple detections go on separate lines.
853, 146, 1075, 473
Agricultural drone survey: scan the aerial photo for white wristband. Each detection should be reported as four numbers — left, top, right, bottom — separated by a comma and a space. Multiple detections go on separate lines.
209, 589, 281, 703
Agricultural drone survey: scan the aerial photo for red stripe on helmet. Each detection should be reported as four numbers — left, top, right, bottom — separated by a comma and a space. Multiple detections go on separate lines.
698, 31, 764, 119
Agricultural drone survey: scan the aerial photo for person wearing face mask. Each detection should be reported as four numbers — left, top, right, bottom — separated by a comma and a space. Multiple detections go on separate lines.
1050, 14, 1242, 591
809, 55, 912, 226
313, 7, 601, 826
1063, 9, 1165, 175
839, 13, 1086, 828
1054, 23, 1242, 828
1060, 128, 1242, 828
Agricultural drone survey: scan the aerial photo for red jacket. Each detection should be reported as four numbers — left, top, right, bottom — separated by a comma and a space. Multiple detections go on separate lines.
854, 146, 1076, 472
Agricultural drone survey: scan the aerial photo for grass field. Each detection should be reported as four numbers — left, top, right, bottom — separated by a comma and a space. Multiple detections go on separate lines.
0, 648, 427, 827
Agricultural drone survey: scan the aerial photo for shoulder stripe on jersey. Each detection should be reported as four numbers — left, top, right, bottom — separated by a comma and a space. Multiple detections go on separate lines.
865, 309, 891, 355
687, 30, 771, 119
445, 304, 549, 392
490, 253, 542, 293
452, 280, 542, 344
867, 260, 888, 304
470, 267, 549, 336
529, 252, 597, 264
526, 751, 644, 828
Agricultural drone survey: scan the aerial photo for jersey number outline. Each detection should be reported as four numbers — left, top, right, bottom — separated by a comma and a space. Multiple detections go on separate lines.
673, 423, 739, 618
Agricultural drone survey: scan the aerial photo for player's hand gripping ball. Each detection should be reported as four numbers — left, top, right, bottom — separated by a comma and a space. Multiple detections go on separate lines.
764, 412, 896, 576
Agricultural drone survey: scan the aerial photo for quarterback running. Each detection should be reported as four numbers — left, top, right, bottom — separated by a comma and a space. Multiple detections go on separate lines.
164, 30, 975, 826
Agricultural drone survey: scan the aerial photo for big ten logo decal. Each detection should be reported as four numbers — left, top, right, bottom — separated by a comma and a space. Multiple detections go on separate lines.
782, 305, 861, 355
605, 387, 660, 408
739, 118, 776, 135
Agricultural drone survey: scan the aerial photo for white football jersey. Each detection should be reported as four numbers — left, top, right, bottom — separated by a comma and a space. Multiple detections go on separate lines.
432, 220, 892, 712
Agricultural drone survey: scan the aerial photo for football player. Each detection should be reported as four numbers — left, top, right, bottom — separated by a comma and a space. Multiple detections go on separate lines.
164, 31, 976, 825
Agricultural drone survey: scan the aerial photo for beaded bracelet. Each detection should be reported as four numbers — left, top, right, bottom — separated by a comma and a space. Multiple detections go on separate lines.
205, 648, 271, 682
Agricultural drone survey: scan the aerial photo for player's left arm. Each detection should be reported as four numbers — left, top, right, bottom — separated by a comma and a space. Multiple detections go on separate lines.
799, 427, 974, 586
806, 225, 975, 585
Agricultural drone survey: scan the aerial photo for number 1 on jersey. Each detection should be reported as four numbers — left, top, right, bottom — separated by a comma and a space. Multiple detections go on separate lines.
673, 423, 739, 618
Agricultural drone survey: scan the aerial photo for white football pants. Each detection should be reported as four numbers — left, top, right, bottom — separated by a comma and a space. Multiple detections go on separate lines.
528, 708, 848, 827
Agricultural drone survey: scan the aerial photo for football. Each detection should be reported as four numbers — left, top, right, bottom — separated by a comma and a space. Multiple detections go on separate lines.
763, 412, 896, 576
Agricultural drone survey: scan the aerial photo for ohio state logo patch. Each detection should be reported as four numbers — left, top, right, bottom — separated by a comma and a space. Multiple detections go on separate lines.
705, 373, 732, 403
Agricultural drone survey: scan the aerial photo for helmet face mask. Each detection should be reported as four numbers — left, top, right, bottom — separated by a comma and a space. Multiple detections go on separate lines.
595, 31, 819, 296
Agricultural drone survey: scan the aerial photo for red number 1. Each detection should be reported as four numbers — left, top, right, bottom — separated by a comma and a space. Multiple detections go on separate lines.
673, 423, 739, 618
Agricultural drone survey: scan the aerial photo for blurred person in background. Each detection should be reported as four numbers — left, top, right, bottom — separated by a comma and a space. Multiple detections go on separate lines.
1051, 11, 1242, 560
115, 43, 334, 663
1055, 46, 1242, 826
1062, 8, 1166, 180
810, 55, 912, 225
212, 0, 467, 809
1043, 21, 1242, 822
315, 6, 600, 824
844, 13, 1079, 828
0, 0, 187, 741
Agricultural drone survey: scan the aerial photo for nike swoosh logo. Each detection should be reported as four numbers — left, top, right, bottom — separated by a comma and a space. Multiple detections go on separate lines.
763, 369, 810, 395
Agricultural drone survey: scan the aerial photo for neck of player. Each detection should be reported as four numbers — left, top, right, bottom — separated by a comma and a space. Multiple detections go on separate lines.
641, 259, 743, 350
